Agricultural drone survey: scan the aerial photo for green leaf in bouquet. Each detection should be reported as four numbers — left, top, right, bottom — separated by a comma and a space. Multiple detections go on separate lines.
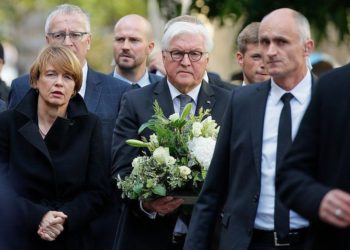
152, 184, 166, 196
146, 179, 155, 188
133, 183, 144, 195
153, 100, 165, 117
180, 103, 192, 120
126, 139, 149, 148
138, 120, 154, 134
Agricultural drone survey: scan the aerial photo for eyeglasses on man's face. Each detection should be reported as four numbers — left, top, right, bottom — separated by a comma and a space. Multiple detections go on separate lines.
47, 31, 89, 43
164, 50, 208, 62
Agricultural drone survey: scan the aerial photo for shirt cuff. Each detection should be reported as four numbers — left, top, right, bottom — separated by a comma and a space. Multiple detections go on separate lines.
139, 200, 157, 219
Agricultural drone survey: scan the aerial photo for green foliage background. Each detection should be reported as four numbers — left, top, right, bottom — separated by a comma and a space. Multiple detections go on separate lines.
1, 0, 349, 73
157, 0, 350, 43
0, 0, 147, 73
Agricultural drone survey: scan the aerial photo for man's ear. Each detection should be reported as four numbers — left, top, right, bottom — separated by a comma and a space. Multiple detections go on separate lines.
236, 52, 244, 67
304, 39, 314, 56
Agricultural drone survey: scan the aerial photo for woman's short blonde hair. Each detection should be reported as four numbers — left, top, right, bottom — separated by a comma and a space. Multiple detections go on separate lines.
30, 45, 82, 92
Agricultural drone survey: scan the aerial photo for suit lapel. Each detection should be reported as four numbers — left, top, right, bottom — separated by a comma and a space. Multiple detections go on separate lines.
84, 67, 102, 112
250, 81, 271, 176
311, 73, 317, 94
18, 121, 53, 165
196, 81, 215, 114
153, 78, 175, 118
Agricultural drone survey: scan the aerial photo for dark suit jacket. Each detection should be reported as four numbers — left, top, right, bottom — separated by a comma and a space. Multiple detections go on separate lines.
149, 72, 163, 84
111, 78, 231, 250
0, 89, 109, 250
8, 68, 130, 163
0, 79, 9, 102
184, 76, 316, 250
207, 72, 237, 91
277, 64, 350, 250
0, 99, 5, 112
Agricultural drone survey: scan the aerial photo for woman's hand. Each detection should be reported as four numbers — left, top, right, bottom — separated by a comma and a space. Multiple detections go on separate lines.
37, 211, 67, 241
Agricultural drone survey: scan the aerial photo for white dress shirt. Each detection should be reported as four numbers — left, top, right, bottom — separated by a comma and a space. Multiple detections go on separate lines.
113, 69, 151, 88
254, 71, 312, 230
167, 80, 201, 115
78, 62, 88, 98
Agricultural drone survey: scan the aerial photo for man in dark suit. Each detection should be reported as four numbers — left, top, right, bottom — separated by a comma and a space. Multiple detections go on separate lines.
184, 8, 315, 250
111, 16, 231, 250
112, 14, 162, 87
277, 64, 350, 249
7, 4, 129, 250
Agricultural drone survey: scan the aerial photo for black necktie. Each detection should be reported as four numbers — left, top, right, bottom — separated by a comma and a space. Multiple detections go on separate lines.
275, 92, 294, 241
178, 94, 192, 115
131, 83, 140, 89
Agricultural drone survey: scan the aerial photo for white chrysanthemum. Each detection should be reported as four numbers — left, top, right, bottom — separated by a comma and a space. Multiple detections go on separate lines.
169, 113, 180, 122
153, 146, 174, 165
192, 122, 203, 137
188, 137, 216, 170
178, 166, 191, 179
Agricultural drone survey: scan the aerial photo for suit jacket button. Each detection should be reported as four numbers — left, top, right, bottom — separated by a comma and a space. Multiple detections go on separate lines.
253, 194, 259, 202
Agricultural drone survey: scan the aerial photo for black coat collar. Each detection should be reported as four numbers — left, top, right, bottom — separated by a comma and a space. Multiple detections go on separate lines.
15, 88, 89, 120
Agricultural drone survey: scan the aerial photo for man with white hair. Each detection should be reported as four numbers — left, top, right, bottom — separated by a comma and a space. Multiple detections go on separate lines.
111, 15, 231, 250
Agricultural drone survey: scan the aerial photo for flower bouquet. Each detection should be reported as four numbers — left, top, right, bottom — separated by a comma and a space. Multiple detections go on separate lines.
116, 101, 219, 204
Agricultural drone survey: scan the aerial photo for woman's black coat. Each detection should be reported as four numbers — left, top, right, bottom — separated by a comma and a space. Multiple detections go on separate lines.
0, 89, 110, 250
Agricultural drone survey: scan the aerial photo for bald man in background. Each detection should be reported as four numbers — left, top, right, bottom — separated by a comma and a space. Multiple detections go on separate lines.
112, 14, 162, 87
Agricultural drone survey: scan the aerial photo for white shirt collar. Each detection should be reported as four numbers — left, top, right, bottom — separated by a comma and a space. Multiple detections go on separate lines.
270, 70, 312, 105
203, 71, 209, 83
78, 62, 88, 98
113, 69, 151, 88
166, 80, 201, 105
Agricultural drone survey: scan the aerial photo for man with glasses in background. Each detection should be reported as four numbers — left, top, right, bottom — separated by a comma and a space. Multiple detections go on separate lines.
7, 4, 129, 250
111, 15, 231, 250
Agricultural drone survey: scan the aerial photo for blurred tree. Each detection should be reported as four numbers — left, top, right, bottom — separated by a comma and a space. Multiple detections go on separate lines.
157, 0, 350, 43
0, 0, 147, 73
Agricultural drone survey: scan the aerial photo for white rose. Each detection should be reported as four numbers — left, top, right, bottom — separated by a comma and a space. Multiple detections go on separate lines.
153, 147, 171, 165
178, 165, 191, 179
169, 113, 180, 122
192, 122, 203, 137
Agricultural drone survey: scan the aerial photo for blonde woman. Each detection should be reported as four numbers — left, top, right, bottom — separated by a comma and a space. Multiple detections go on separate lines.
0, 45, 109, 249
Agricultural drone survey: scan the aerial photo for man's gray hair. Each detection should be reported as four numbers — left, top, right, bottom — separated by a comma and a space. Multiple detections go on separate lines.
261, 9, 311, 43
161, 15, 213, 52
293, 11, 311, 42
44, 4, 91, 33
